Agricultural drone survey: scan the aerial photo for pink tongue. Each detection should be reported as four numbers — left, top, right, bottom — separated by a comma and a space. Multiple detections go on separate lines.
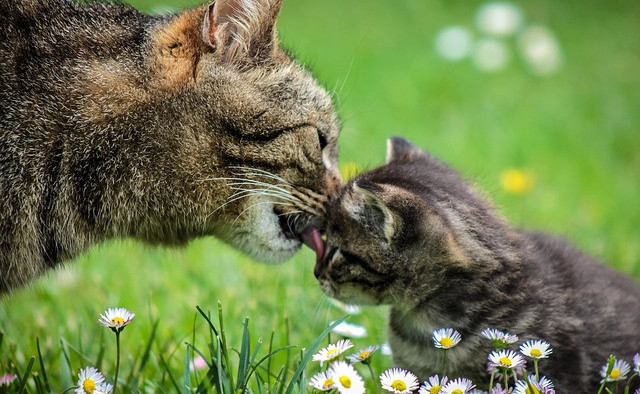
301, 226, 325, 263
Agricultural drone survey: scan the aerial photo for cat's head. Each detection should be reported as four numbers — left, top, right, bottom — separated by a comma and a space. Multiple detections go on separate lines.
146, 0, 341, 262
313, 137, 513, 306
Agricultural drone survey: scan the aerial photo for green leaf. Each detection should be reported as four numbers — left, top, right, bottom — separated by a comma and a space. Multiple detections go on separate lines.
235, 317, 251, 390
184, 344, 193, 394
18, 356, 35, 393
36, 337, 52, 393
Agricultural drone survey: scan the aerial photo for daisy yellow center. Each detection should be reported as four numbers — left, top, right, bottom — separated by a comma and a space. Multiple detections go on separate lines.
359, 350, 371, 359
610, 369, 621, 379
499, 356, 512, 366
440, 337, 453, 348
530, 349, 542, 357
452, 390, 463, 394
326, 348, 338, 358
391, 379, 406, 391
429, 385, 441, 394
83, 378, 96, 393
526, 387, 540, 394
110, 317, 125, 326
339, 376, 352, 388
323, 378, 334, 389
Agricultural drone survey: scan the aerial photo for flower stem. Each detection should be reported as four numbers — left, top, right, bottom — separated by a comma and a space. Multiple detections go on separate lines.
503, 368, 509, 389
624, 373, 638, 394
366, 362, 381, 394
113, 330, 121, 394
441, 350, 447, 376
597, 357, 615, 394
534, 359, 540, 380
61, 386, 79, 394
489, 369, 496, 391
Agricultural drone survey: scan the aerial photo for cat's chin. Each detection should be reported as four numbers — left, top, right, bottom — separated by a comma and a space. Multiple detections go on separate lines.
214, 200, 305, 264
320, 283, 381, 306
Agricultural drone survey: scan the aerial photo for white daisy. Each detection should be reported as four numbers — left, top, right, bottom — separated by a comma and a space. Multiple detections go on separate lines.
329, 298, 362, 315
600, 358, 631, 382
98, 307, 135, 333
76, 367, 106, 394
347, 345, 380, 364
380, 368, 420, 394
487, 384, 509, 394
329, 361, 365, 394
94, 383, 113, 394
312, 339, 354, 364
481, 328, 518, 349
519, 340, 552, 359
432, 328, 462, 349
488, 349, 525, 370
381, 343, 393, 356
513, 375, 555, 394
309, 371, 335, 391
418, 374, 449, 394
332, 321, 368, 339
633, 353, 640, 374
441, 377, 475, 394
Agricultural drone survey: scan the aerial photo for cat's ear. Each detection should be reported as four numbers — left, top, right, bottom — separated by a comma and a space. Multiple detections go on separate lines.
202, 0, 283, 64
349, 183, 397, 243
385, 136, 425, 164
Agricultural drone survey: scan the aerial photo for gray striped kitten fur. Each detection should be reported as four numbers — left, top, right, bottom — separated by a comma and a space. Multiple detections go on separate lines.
314, 137, 640, 392
0, 0, 342, 293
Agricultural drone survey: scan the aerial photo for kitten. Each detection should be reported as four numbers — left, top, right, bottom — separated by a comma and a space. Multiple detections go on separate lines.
0, 0, 342, 293
311, 137, 640, 392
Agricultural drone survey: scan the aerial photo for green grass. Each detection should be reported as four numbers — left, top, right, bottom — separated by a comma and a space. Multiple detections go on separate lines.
1, 0, 639, 391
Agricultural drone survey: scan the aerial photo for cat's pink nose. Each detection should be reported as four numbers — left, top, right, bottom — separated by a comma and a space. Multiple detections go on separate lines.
301, 226, 324, 264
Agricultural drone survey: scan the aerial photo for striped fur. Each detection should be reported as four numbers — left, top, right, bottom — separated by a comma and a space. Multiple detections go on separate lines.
315, 137, 640, 392
0, 0, 341, 293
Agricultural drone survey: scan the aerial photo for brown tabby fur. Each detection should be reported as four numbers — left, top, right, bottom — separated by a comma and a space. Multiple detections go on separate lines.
315, 137, 640, 393
0, 0, 342, 293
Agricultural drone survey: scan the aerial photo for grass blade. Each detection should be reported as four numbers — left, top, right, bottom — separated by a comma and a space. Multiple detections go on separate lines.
131, 319, 158, 389
159, 352, 181, 393
184, 344, 192, 394
284, 317, 346, 394
217, 301, 235, 391
18, 356, 35, 393
236, 317, 251, 389
59, 339, 74, 386
36, 337, 51, 393
196, 306, 219, 338
277, 315, 290, 394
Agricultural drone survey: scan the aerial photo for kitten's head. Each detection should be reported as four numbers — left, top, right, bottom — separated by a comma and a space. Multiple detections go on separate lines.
314, 138, 513, 306
146, 0, 341, 262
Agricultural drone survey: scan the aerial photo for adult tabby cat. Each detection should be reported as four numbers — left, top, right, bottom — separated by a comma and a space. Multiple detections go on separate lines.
312, 137, 640, 392
0, 0, 341, 293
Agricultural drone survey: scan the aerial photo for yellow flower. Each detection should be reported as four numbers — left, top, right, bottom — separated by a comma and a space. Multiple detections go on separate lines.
500, 169, 535, 195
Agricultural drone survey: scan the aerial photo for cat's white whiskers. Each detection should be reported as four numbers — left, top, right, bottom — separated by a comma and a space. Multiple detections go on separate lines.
230, 200, 297, 228
229, 187, 296, 203
229, 165, 292, 185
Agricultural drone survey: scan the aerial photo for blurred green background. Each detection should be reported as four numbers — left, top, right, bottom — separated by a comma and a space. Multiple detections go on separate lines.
1, 0, 639, 389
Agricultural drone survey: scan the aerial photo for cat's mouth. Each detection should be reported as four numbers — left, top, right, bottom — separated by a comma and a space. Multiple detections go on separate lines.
301, 226, 325, 263
276, 212, 325, 262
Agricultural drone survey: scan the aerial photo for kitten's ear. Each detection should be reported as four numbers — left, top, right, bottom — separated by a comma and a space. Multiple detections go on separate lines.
385, 136, 425, 164
349, 183, 397, 243
202, 0, 283, 64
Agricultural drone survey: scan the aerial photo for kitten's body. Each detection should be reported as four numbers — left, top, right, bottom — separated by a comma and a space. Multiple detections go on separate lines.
314, 137, 640, 392
0, 0, 341, 293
